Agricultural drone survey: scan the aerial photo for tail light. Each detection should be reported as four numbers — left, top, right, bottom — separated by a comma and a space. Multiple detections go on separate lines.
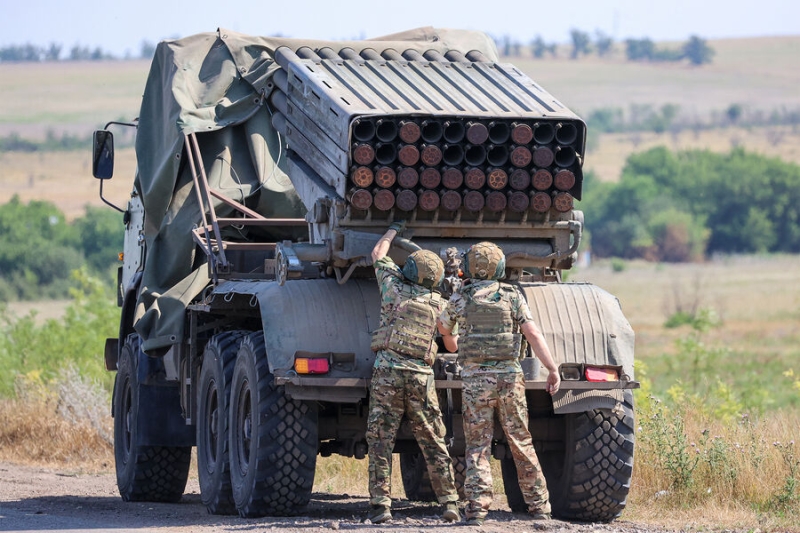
294, 357, 330, 374
585, 366, 619, 382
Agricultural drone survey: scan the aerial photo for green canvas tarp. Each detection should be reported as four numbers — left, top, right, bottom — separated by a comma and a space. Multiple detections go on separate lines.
131, 27, 499, 353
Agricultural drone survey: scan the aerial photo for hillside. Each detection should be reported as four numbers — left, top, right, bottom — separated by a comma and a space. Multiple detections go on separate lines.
0, 35, 799, 217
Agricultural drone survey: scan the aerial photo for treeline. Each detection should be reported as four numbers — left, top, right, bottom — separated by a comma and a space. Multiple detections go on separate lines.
584, 103, 800, 137
497, 31, 714, 65
583, 147, 800, 261
0, 41, 156, 62
0, 196, 122, 302
0, 129, 135, 153
4, 31, 713, 65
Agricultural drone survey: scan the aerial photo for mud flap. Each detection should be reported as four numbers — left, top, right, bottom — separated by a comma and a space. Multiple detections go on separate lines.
135, 351, 195, 447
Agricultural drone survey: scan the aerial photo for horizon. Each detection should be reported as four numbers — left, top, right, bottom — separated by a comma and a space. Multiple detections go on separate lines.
2, 0, 799, 58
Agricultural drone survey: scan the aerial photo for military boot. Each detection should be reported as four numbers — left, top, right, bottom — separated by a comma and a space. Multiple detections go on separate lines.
442, 502, 460, 522
367, 504, 392, 523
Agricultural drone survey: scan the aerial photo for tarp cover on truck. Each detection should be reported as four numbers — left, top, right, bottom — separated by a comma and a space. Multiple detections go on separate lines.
131, 27, 499, 353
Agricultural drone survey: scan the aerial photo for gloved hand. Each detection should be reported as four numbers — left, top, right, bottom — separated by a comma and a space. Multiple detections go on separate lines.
389, 220, 406, 234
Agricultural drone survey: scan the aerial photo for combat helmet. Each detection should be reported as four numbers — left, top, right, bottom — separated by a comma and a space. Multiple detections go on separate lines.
402, 250, 445, 289
463, 242, 506, 280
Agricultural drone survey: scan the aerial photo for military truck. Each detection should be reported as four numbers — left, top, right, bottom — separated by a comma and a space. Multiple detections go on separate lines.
91, 27, 637, 522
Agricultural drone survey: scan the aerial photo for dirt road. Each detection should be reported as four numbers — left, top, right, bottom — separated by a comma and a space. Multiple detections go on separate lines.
0, 462, 675, 533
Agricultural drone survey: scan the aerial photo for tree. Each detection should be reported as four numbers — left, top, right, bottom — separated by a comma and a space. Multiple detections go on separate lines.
140, 40, 156, 59
44, 43, 62, 61
594, 30, 614, 57
625, 38, 655, 61
569, 29, 592, 59
683, 35, 715, 65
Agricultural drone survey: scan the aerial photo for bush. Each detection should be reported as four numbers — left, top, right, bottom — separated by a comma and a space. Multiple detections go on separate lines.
0, 269, 118, 397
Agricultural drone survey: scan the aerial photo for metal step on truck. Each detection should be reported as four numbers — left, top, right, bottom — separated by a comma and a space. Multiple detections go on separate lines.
91, 27, 638, 522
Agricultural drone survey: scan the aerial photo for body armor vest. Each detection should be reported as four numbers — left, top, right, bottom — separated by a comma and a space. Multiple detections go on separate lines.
459, 282, 524, 362
371, 285, 442, 365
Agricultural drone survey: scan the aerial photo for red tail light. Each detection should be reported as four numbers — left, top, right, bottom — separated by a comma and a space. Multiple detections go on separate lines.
295, 358, 330, 374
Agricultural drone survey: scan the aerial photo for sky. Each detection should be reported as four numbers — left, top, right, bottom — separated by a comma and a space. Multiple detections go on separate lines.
2, 0, 799, 58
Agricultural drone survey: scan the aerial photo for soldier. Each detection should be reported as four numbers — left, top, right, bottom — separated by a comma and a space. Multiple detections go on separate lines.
437, 241, 560, 526
365, 221, 460, 524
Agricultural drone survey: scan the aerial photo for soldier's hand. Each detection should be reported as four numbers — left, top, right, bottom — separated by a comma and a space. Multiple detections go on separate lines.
389, 220, 406, 234
546, 370, 560, 396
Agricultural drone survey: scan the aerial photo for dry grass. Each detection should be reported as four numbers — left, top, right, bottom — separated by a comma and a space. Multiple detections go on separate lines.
628, 409, 800, 531
0, 373, 113, 471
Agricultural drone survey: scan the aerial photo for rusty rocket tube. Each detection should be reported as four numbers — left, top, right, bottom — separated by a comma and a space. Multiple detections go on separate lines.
554, 169, 576, 191
440, 190, 462, 211
486, 168, 508, 190
399, 120, 421, 143
508, 191, 530, 212
553, 191, 574, 212
348, 188, 373, 210
532, 169, 553, 191
442, 167, 464, 189
350, 166, 375, 188
511, 122, 534, 145
464, 167, 486, 189
397, 167, 419, 188
510, 146, 532, 168
510, 169, 531, 190
419, 167, 441, 189
395, 189, 418, 212
531, 191, 552, 212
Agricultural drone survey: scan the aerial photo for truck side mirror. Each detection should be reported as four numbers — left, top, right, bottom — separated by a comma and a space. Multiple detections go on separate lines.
93, 130, 114, 179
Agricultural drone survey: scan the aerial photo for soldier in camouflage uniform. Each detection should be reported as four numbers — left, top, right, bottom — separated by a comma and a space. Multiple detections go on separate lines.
437, 242, 561, 526
365, 221, 460, 524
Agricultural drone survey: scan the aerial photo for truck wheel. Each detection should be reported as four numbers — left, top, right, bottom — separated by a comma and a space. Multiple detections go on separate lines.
400, 452, 466, 501
501, 391, 635, 522
400, 452, 436, 502
113, 335, 191, 502
229, 332, 318, 517
197, 330, 248, 515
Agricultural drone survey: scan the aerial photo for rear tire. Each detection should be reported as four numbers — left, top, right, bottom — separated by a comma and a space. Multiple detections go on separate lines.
400, 451, 436, 502
229, 332, 318, 517
400, 452, 466, 501
113, 335, 191, 502
502, 391, 635, 522
197, 330, 248, 515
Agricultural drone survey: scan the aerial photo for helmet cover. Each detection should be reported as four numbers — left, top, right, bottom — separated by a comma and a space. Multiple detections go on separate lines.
464, 241, 506, 280
402, 250, 445, 288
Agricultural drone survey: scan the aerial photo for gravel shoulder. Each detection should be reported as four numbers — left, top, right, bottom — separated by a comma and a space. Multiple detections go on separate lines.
0, 462, 683, 533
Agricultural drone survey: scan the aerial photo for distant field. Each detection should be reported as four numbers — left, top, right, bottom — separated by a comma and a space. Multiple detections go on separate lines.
1, 35, 799, 216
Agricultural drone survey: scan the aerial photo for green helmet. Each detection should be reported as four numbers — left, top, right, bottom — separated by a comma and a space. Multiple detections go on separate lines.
464, 241, 506, 280
402, 250, 445, 289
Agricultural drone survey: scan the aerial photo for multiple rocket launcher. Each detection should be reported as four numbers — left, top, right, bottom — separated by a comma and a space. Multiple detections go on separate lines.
269, 45, 587, 225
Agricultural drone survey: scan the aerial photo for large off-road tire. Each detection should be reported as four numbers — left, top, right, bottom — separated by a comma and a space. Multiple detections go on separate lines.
400, 452, 466, 501
502, 391, 635, 522
197, 330, 248, 515
113, 335, 192, 502
229, 332, 318, 517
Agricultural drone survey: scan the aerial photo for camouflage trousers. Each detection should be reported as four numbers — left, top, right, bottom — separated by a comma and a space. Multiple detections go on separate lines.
463, 371, 550, 519
366, 365, 459, 507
